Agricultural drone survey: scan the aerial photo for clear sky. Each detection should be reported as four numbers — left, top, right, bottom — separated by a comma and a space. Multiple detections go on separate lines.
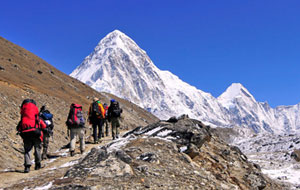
1, 0, 300, 107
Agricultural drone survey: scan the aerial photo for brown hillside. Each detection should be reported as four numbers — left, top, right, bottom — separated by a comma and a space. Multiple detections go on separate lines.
0, 36, 158, 170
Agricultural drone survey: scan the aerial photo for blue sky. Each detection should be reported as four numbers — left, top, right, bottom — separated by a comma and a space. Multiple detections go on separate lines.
1, 0, 300, 107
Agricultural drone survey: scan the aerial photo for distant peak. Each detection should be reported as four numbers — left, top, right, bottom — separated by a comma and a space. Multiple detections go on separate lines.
108, 29, 126, 37
228, 83, 246, 93
218, 83, 254, 101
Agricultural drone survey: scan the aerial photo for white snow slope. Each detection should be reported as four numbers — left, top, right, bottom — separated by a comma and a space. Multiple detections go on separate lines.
71, 30, 300, 134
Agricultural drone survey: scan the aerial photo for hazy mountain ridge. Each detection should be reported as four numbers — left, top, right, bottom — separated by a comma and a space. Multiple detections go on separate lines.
71, 30, 300, 135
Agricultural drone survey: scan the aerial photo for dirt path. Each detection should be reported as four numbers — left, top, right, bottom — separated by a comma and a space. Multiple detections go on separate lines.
0, 136, 114, 189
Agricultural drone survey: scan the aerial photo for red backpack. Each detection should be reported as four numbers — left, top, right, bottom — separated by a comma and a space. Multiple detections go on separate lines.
66, 104, 85, 128
17, 99, 45, 139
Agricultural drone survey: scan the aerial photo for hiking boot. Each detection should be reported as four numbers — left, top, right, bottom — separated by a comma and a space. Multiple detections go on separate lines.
24, 165, 30, 173
101, 133, 104, 138
94, 140, 98, 144
42, 153, 47, 160
35, 163, 41, 170
112, 136, 115, 140
80, 149, 84, 154
70, 150, 75, 157
105, 132, 109, 137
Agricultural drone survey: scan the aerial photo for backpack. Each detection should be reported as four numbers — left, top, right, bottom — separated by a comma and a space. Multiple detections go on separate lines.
66, 104, 85, 128
91, 101, 105, 119
111, 101, 122, 117
17, 99, 42, 139
40, 110, 54, 130
92, 101, 101, 117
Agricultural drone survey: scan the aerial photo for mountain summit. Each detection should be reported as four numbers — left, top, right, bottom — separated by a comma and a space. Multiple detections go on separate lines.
71, 30, 300, 134
71, 30, 229, 126
218, 83, 256, 109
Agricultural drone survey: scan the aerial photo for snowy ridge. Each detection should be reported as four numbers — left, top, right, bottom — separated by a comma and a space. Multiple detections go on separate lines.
71, 30, 300, 134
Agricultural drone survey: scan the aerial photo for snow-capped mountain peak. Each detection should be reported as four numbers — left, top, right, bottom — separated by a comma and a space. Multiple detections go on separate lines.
71, 30, 300, 135
218, 83, 256, 109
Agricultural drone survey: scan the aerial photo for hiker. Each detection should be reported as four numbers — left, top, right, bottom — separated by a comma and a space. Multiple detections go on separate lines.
39, 105, 54, 160
88, 98, 105, 144
66, 103, 85, 156
107, 99, 123, 140
16, 99, 47, 173
103, 103, 109, 137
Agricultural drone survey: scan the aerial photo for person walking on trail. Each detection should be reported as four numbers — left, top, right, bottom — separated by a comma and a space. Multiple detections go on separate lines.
66, 103, 85, 156
88, 98, 105, 144
16, 99, 47, 173
103, 103, 109, 137
39, 105, 54, 160
107, 99, 123, 140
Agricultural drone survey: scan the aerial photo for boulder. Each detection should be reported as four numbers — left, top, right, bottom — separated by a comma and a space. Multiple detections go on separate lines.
291, 149, 300, 162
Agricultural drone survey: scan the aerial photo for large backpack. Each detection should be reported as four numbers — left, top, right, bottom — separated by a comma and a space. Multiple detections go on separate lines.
91, 101, 105, 119
111, 101, 122, 117
40, 110, 54, 130
17, 99, 42, 139
92, 101, 101, 117
66, 104, 85, 128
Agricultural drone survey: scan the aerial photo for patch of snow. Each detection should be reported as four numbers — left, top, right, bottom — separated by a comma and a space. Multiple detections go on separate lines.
262, 165, 300, 186
145, 127, 163, 136
157, 129, 173, 137
59, 160, 79, 168
33, 181, 53, 190
107, 136, 132, 153
179, 146, 188, 152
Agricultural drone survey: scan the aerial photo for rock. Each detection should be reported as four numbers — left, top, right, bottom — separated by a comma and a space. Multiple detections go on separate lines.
167, 116, 178, 123
243, 172, 267, 190
138, 152, 158, 163
91, 155, 133, 177
115, 150, 132, 164
291, 149, 300, 162
177, 114, 189, 120
185, 143, 200, 159
50, 184, 90, 190
136, 165, 149, 173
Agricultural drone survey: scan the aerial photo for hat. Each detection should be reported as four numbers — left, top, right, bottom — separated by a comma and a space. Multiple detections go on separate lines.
110, 99, 116, 103
40, 105, 46, 112
93, 97, 99, 102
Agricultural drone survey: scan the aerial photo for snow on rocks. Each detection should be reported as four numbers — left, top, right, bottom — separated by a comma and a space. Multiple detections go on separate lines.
233, 132, 300, 187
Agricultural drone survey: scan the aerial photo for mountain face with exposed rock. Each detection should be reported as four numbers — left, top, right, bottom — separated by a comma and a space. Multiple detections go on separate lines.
71, 30, 300, 134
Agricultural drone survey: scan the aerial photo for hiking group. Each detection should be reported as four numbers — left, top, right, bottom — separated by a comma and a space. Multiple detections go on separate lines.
16, 98, 123, 173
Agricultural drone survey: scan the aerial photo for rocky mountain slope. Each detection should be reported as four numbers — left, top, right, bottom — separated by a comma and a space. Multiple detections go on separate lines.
71, 30, 300, 134
1, 116, 290, 189
0, 36, 158, 171
233, 132, 300, 188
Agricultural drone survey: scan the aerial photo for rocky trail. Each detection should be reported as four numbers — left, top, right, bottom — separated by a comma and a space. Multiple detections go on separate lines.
0, 135, 114, 190
0, 117, 291, 190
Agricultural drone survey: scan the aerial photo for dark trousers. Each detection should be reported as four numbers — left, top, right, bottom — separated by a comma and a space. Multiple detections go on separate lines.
92, 119, 104, 142
23, 137, 42, 167
104, 119, 109, 136
111, 117, 120, 139
42, 133, 50, 158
